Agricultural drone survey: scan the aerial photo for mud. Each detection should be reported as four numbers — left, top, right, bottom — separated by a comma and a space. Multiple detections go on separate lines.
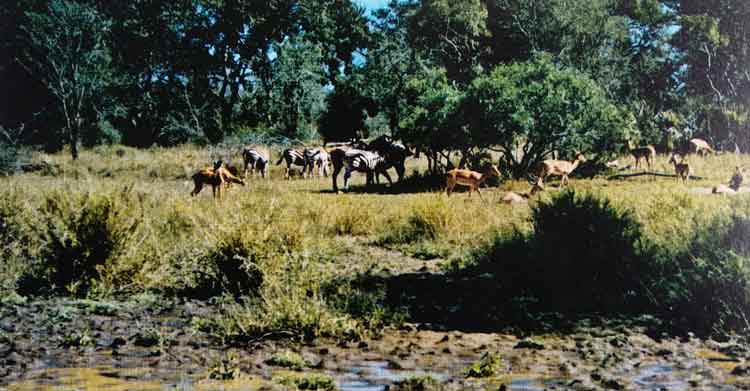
1, 297, 749, 390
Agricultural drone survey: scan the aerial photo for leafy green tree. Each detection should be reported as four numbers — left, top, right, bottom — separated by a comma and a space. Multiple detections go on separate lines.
465, 54, 633, 178
407, 0, 489, 83
360, 1, 420, 136
300, 0, 371, 84
399, 67, 467, 172
19, 0, 114, 159
267, 37, 326, 139
318, 77, 373, 142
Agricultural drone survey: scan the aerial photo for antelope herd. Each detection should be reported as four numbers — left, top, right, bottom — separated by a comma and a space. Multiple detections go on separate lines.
190, 136, 743, 200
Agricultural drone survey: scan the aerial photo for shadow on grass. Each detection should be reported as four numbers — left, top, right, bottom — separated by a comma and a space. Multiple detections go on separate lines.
332, 189, 750, 339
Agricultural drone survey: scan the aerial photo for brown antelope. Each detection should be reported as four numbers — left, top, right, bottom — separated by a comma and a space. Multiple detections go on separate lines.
535, 153, 586, 187
690, 138, 714, 156
668, 154, 691, 182
191, 160, 245, 199
628, 141, 656, 171
445, 165, 501, 199
712, 167, 744, 194
501, 182, 545, 204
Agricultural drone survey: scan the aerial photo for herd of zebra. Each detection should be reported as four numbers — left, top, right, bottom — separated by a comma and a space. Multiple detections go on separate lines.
191, 135, 412, 197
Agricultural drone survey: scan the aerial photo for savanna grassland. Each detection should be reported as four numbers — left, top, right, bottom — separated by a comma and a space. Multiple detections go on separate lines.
2, 146, 750, 390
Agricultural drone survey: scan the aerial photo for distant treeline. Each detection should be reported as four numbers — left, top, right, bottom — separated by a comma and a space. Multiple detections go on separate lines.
1, 1, 749, 169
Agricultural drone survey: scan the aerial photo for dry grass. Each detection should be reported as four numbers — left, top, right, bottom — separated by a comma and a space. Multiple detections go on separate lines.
2, 145, 750, 338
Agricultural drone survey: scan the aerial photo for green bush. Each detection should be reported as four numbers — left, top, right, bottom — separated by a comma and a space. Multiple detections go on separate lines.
528, 190, 653, 312
656, 215, 750, 335
464, 352, 502, 378
17, 189, 139, 296
393, 375, 443, 391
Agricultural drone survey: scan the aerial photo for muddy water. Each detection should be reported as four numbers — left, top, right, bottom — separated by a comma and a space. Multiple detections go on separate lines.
1, 299, 749, 390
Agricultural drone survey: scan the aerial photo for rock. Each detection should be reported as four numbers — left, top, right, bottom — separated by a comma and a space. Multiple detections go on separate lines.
514, 339, 545, 350
110, 337, 127, 349
731, 365, 750, 376
654, 348, 672, 357
357, 341, 368, 349
591, 372, 602, 381
602, 378, 624, 390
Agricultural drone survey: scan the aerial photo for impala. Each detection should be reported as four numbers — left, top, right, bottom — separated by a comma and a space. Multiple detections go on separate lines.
445, 165, 501, 199
628, 142, 656, 171
690, 138, 714, 156
668, 154, 691, 182
191, 160, 245, 199
535, 153, 586, 187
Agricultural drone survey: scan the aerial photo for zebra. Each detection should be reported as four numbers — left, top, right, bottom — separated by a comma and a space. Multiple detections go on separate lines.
367, 135, 412, 183
276, 148, 307, 179
330, 137, 410, 192
303, 147, 331, 177
242, 146, 269, 178
342, 149, 392, 191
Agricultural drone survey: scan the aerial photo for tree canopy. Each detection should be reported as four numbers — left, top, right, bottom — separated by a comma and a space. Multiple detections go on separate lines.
1, 0, 748, 170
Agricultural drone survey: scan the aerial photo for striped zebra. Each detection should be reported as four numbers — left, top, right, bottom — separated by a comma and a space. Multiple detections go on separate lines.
242, 146, 269, 178
330, 137, 410, 192
367, 135, 412, 183
303, 147, 331, 177
276, 148, 307, 179
342, 149, 392, 191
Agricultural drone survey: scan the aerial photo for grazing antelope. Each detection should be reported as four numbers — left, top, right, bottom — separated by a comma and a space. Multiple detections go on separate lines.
668, 154, 691, 182
191, 160, 245, 199
276, 148, 307, 179
303, 147, 331, 177
628, 142, 656, 171
242, 146, 270, 178
690, 138, 714, 156
535, 153, 586, 187
713, 167, 744, 194
445, 165, 501, 199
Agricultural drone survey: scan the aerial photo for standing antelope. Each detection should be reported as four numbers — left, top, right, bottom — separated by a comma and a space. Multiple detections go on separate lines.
690, 138, 714, 156
445, 165, 501, 199
276, 148, 307, 179
191, 160, 245, 199
668, 154, 691, 182
628, 142, 656, 171
535, 153, 586, 187
242, 146, 270, 178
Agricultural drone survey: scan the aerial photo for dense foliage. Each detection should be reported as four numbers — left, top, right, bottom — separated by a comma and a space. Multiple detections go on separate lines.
2, 0, 749, 165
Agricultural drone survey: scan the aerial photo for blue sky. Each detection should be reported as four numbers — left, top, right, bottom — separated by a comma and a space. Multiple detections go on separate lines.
355, 0, 390, 12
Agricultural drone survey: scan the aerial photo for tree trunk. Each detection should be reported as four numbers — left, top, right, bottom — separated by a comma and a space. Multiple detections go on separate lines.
71, 127, 79, 160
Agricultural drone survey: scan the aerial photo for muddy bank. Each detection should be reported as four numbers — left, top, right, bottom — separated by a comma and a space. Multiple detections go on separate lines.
1, 297, 749, 390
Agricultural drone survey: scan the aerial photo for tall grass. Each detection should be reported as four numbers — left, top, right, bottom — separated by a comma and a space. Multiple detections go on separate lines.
2, 146, 750, 337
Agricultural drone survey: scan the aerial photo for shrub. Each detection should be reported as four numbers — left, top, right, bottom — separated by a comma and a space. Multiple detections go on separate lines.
278, 373, 337, 390
656, 215, 750, 335
527, 189, 654, 312
464, 352, 502, 378
265, 351, 307, 370
17, 189, 140, 296
378, 199, 455, 245
393, 375, 443, 391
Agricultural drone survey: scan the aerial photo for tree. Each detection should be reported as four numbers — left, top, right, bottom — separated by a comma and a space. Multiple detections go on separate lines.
267, 36, 326, 139
465, 54, 633, 178
399, 67, 467, 172
407, 0, 489, 83
20, 0, 113, 159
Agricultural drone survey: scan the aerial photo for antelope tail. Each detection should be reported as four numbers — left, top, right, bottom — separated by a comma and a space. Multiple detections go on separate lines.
276, 155, 284, 165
